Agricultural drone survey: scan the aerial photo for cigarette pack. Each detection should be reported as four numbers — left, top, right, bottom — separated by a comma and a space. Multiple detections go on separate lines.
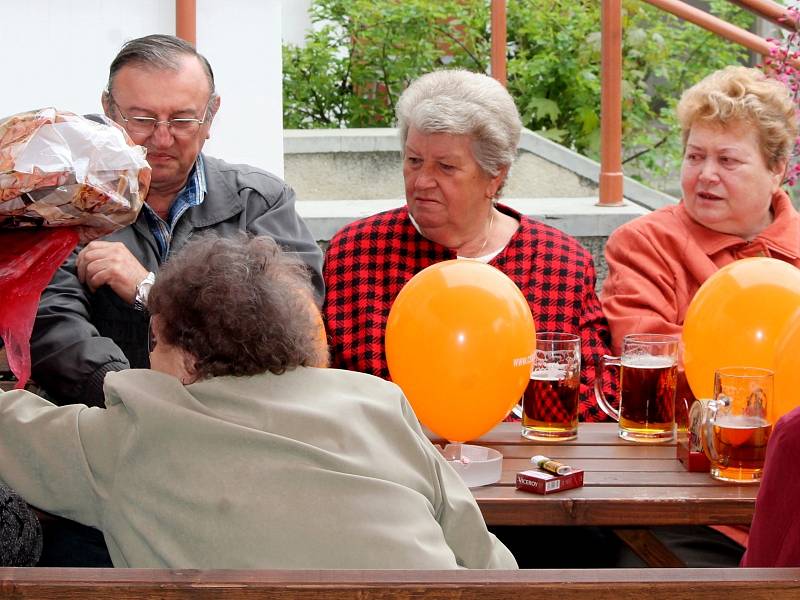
676, 437, 710, 472
515, 468, 584, 495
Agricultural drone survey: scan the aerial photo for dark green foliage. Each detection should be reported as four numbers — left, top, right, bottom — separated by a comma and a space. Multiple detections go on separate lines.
283, 0, 489, 128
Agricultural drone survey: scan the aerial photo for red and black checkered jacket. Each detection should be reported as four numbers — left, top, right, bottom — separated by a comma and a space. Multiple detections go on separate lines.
323, 204, 616, 422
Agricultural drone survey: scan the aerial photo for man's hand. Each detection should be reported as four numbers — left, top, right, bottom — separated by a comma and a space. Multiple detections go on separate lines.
76, 241, 150, 305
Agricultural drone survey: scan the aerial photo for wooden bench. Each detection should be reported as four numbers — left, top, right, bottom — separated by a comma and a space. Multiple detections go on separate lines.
0, 568, 798, 599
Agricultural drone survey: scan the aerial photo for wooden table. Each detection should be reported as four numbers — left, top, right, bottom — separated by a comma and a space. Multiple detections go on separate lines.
458, 422, 758, 567
466, 422, 757, 527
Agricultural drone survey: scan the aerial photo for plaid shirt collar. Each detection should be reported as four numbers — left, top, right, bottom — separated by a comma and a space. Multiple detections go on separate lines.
143, 154, 207, 260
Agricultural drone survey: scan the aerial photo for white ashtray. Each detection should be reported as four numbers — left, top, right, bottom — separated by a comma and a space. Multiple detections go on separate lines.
438, 443, 503, 488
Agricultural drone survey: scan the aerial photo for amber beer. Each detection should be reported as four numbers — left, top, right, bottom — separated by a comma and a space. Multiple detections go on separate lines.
703, 366, 774, 483
522, 370, 580, 439
521, 332, 581, 441
709, 414, 772, 482
595, 334, 680, 442
618, 356, 677, 441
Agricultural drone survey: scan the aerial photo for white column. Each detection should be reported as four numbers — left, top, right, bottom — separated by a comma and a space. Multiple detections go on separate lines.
0, 0, 284, 177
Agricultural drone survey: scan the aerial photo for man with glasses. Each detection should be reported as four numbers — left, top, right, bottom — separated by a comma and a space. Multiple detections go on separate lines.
29, 34, 324, 411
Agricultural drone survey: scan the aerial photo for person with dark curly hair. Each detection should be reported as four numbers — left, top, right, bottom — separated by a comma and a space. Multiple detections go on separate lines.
0, 234, 514, 569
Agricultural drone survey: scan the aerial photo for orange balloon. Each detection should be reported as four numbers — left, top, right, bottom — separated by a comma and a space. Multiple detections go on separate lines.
385, 260, 536, 442
773, 314, 800, 423
683, 258, 800, 403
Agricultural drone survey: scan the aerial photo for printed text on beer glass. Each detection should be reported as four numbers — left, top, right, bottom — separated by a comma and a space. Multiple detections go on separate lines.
522, 332, 581, 441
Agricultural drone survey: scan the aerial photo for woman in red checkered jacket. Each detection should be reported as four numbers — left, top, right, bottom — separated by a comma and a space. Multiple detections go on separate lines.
323, 69, 615, 422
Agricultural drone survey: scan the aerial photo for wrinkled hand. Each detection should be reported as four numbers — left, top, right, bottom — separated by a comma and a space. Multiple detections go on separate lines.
76, 241, 149, 305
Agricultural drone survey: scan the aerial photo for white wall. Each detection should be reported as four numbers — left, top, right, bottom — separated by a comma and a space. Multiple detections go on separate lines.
0, 0, 284, 176
281, 0, 312, 46
198, 0, 283, 175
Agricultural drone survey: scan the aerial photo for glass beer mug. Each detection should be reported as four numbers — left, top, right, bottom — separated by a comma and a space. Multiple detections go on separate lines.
521, 332, 581, 441
701, 367, 773, 483
595, 333, 679, 442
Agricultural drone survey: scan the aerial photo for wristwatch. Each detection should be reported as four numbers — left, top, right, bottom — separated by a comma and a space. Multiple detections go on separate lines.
133, 271, 156, 312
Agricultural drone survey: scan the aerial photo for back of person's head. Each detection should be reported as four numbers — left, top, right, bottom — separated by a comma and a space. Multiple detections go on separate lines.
148, 234, 327, 380
677, 65, 798, 170
396, 69, 522, 177
106, 34, 216, 98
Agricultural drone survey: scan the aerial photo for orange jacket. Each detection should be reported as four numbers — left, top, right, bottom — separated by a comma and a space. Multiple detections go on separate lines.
601, 189, 800, 354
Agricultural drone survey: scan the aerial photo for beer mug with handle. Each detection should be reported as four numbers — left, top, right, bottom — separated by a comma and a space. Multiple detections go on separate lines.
595, 333, 679, 442
701, 366, 773, 483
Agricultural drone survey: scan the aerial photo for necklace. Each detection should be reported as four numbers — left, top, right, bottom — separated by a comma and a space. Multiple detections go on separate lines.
474, 209, 495, 256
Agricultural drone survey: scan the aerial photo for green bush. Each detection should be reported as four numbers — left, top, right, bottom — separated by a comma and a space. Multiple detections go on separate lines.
282, 0, 489, 128
283, 0, 753, 186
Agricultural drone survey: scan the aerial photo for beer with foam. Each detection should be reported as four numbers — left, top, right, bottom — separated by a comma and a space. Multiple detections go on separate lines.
619, 355, 678, 438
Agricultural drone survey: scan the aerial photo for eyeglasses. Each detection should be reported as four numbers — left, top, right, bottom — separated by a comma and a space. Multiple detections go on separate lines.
107, 92, 210, 138
148, 316, 157, 354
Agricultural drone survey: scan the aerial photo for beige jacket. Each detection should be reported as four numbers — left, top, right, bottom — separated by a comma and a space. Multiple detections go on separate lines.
0, 367, 515, 569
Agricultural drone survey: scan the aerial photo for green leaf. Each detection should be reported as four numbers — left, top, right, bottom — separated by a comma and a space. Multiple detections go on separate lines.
525, 96, 561, 124
577, 106, 599, 135
538, 127, 568, 143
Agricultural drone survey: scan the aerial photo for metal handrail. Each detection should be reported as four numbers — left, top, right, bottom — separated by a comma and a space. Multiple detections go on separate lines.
491, 0, 507, 86
600, 0, 625, 207
488, 0, 795, 205
730, 0, 798, 30
176, 0, 196, 45
597, 0, 795, 206
643, 0, 775, 56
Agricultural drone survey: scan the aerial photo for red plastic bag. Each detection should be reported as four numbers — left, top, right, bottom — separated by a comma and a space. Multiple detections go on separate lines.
0, 228, 78, 388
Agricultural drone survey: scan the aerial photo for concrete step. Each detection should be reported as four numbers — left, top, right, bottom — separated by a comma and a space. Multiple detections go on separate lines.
285, 128, 678, 210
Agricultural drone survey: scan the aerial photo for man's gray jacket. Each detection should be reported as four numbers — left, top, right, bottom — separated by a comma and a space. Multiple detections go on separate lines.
30, 155, 324, 407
